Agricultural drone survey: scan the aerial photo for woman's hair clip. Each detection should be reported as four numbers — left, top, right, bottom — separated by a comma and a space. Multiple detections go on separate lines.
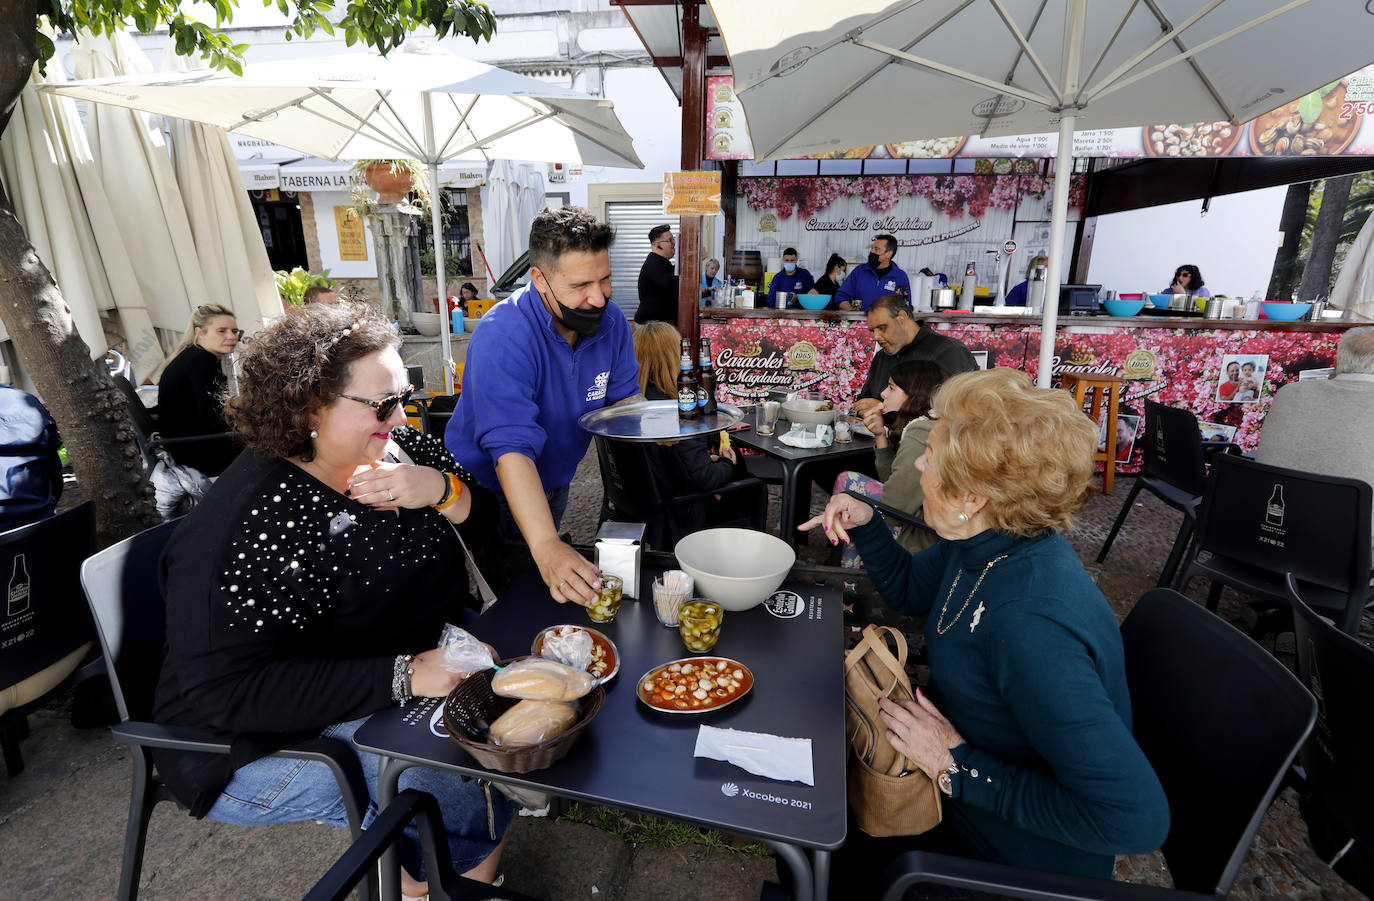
324, 321, 363, 351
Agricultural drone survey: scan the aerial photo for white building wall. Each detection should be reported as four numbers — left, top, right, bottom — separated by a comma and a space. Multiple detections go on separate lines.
1086, 186, 1288, 299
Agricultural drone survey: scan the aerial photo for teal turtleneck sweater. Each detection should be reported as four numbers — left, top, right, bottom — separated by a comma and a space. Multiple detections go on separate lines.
850, 517, 1170, 878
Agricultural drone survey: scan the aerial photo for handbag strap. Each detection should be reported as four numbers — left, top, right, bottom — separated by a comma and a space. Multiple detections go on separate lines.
845, 625, 912, 699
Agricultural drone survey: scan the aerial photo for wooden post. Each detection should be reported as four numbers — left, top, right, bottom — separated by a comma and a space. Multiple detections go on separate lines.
721, 160, 737, 276
677, 1, 706, 343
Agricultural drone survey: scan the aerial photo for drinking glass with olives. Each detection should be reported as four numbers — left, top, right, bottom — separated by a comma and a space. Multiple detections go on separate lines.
588, 573, 623, 623
678, 600, 724, 652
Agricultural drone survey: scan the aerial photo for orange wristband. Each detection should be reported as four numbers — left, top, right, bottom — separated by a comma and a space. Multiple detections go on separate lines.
432, 472, 464, 511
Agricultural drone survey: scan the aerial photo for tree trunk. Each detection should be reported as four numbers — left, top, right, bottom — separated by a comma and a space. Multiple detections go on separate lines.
1300, 174, 1356, 301
1268, 181, 1311, 302
0, 186, 161, 546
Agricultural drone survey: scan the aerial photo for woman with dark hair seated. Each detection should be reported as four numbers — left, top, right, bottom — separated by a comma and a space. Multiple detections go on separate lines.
803, 368, 1169, 895
632, 321, 762, 540
153, 304, 512, 898
833, 359, 945, 566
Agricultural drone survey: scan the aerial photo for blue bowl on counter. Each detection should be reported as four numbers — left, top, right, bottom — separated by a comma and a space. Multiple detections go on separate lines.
797, 293, 831, 311
1147, 293, 1172, 308
1262, 302, 1312, 321
1104, 299, 1146, 317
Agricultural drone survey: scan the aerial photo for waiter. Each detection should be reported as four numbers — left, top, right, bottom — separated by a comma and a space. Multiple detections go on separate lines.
835, 234, 910, 312
635, 224, 679, 326
765, 248, 815, 308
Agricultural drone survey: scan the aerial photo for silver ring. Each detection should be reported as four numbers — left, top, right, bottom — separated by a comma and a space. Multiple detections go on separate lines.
388, 491, 395, 502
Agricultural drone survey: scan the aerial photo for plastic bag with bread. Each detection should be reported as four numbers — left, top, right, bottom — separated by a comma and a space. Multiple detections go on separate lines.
489, 699, 578, 746
491, 657, 594, 701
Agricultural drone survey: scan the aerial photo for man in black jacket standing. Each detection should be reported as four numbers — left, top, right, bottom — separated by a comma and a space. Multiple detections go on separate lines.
635, 224, 679, 326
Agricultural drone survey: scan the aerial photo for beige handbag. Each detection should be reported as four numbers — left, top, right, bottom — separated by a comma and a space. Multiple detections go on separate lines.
844, 624, 943, 837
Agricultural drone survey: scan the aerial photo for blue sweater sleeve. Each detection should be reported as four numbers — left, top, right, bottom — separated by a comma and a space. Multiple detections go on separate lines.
835, 270, 859, 306
950, 605, 1170, 855
464, 324, 546, 465
848, 516, 947, 618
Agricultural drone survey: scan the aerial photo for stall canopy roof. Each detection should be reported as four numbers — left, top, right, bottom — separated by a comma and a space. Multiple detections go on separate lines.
610, 0, 728, 99
1088, 155, 1374, 217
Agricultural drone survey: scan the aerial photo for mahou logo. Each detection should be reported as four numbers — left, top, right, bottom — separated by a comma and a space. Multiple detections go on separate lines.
721, 782, 740, 798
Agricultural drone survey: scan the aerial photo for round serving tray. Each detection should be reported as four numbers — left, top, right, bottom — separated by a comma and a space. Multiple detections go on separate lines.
531, 625, 620, 685
635, 656, 754, 715
578, 399, 745, 442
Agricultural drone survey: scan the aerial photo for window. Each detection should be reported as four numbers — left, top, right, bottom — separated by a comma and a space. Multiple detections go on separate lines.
417, 188, 473, 277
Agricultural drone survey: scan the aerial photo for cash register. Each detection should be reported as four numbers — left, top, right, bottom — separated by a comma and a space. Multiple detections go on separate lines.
1058, 284, 1103, 316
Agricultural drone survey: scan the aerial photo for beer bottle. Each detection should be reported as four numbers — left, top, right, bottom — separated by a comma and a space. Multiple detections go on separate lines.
697, 337, 718, 416
677, 338, 699, 421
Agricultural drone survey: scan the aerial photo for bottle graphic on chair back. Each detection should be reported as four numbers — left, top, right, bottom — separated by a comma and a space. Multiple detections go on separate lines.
7, 554, 30, 616
677, 338, 699, 421
1265, 484, 1285, 526
697, 337, 717, 416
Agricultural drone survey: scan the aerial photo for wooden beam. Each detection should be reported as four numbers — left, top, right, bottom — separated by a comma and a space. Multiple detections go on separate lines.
721, 160, 738, 279
677, 0, 706, 343
651, 55, 731, 69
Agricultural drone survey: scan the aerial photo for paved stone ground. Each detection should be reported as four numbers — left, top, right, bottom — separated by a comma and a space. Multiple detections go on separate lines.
0, 454, 1360, 900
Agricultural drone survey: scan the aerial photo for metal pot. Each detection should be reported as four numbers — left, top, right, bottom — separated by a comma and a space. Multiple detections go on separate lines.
775, 291, 796, 310
1203, 298, 1225, 319
931, 288, 957, 309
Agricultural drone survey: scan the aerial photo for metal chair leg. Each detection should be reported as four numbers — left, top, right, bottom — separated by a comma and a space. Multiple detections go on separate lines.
1159, 517, 1195, 588
118, 750, 159, 901
1096, 480, 1143, 563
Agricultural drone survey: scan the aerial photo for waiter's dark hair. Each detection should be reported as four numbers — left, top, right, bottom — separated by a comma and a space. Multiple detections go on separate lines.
783, 247, 798, 257
875, 234, 898, 256
648, 224, 672, 243
528, 206, 615, 273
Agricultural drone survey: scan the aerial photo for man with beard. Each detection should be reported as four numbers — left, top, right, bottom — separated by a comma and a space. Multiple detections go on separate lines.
852, 294, 977, 416
447, 206, 643, 603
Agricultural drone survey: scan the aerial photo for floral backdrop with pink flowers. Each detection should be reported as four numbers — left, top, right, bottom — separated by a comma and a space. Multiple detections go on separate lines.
735, 175, 1086, 295
702, 314, 1345, 473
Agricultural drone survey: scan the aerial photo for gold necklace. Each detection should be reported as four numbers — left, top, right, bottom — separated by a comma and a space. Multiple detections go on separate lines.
935, 554, 1010, 635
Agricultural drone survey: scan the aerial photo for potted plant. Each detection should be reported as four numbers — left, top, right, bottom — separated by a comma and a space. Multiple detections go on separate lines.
274, 267, 337, 307
348, 159, 431, 218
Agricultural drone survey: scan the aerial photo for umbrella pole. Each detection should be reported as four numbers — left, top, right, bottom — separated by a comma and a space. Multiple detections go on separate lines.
1037, 113, 1075, 389
422, 94, 455, 395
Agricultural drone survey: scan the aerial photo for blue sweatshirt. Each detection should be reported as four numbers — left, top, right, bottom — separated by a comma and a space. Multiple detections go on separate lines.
766, 268, 815, 308
851, 519, 1170, 878
445, 283, 641, 494
835, 263, 911, 311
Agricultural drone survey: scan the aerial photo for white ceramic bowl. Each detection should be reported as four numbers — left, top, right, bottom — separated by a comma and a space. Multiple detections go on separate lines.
674, 528, 796, 612
781, 393, 837, 426
411, 311, 442, 336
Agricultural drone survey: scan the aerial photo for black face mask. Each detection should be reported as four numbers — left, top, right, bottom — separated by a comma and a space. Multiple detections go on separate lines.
542, 278, 605, 338
868, 252, 883, 270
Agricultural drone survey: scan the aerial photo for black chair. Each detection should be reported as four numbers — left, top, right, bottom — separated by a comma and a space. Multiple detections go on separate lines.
303, 789, 543, 901
1178, 454, 1372, 636
1285, 573, 1374, 896
878, 588, 1316, 901
0, 501, 102, 775
425, 394, 459, 441
80, 520, 376, 901
595, 435, 766, 549
113, 375, 232, 471
1097, 401, 1237, 588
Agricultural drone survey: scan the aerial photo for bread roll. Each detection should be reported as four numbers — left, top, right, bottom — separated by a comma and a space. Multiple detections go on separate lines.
491, 657, 595, 701
489, 700, 578, 746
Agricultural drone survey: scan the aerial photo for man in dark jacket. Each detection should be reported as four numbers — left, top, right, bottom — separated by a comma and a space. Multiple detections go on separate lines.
853, 294, 978, 415
635, 224, 679, 326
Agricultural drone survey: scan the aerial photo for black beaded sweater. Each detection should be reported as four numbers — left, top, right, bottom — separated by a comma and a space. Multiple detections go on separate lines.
152, 426, 485, 816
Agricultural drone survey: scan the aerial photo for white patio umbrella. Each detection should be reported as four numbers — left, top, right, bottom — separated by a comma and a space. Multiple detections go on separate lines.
482, 159, 546, 284
1329, 214, 1374, 321
44, 40, 644, 392
711, 0, 1374, 385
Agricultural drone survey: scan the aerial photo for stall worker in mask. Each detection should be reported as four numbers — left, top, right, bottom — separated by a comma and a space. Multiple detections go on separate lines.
447, 206, 644, 604
766, 248, 815, 309
836, 235, 911, 312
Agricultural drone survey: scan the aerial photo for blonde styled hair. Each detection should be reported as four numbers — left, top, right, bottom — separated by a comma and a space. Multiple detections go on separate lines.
931, 368, 1097, 536
633, 321, 681, 398
1023, 255, 1049, 280
171, 303, 236, 357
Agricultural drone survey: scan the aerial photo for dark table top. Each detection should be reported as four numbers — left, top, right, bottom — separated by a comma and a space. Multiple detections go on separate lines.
731, 423, 876, 463
354, 567, 849, 851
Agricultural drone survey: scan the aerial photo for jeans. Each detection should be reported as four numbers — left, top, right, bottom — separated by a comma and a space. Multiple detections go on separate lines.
205, 718, 515, 878
495, 483, 570, 541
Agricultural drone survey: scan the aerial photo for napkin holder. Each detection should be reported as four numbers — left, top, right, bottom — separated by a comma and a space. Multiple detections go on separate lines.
595, 521, 645, 598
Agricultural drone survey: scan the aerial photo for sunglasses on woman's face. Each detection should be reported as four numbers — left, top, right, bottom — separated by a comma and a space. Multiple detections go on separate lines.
341, 385, 415, 421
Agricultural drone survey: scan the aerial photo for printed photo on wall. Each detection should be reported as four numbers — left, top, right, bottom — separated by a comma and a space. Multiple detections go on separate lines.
971, 350, 990, 371
1098, 414, 1141, 463
1198, 421, 1238, 443
1216, 354, 1269, 404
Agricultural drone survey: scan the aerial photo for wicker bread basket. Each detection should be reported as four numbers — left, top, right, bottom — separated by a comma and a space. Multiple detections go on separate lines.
442, 663, 605, 774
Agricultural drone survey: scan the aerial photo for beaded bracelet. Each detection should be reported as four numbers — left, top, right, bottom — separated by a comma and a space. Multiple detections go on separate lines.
392, 654, 415, 706
432, 472, 464, 512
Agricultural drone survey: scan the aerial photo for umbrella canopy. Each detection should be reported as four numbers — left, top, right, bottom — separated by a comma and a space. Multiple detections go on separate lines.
482, 160, 546, 285
711, 0, 1374, 384
44, 40, 644, 391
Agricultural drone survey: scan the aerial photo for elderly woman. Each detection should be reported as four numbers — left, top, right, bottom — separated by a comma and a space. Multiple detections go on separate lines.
153, 305, 512, 897
157, 303, 242, 475
803, 368, 1169, 890
700, 257, 722, 303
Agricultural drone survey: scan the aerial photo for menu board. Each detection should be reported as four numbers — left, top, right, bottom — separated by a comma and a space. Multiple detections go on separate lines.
664, 171, 723, 215
705, 66, 1374, 161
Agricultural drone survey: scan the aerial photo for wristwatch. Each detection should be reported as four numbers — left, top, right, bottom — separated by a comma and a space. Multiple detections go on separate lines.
938, 763, 956, 796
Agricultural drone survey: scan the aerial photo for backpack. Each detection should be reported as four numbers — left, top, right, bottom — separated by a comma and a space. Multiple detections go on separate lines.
0, 387, 62, 532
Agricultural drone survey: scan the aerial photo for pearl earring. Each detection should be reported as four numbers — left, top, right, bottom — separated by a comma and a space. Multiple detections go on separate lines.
310, 429, 318, 438
957, 512, 968, 523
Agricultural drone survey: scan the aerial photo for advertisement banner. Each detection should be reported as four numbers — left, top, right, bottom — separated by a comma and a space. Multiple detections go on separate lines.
664, 171, 723, 215
334, 207, 369, 262
706, 67, 1374, 162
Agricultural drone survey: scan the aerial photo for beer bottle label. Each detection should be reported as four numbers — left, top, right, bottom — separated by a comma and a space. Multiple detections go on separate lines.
679, 388, 697, 412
